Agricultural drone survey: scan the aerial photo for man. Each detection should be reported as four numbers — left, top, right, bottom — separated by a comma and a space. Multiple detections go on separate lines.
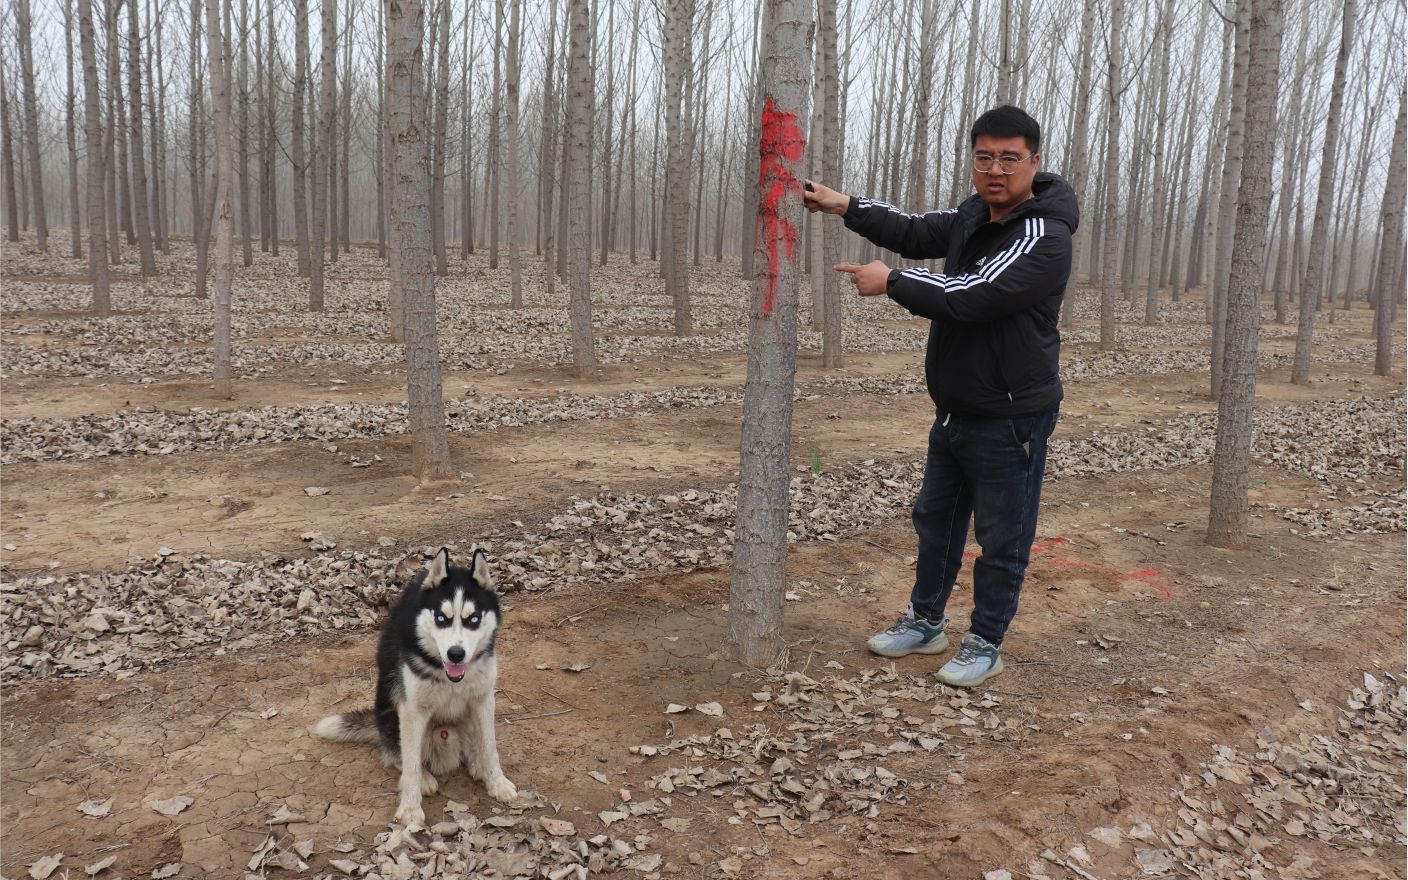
803, 105, 1077, 687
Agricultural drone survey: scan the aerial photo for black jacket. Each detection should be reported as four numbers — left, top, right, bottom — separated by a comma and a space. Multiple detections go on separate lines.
843, 172, 1078, 418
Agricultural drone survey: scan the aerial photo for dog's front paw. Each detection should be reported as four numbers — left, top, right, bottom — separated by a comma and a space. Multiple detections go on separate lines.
485, 774, 518, 804
393, 801, 425, 830
420, 769, 440, 796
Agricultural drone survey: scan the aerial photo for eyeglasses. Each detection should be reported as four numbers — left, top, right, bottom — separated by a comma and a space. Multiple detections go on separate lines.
973, 153, 1033, 175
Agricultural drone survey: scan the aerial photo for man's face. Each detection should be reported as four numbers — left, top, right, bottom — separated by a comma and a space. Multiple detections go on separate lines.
971, 134, 1039, 215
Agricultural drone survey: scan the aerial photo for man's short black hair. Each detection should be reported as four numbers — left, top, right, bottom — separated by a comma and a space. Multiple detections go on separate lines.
970, 105, 1041, 154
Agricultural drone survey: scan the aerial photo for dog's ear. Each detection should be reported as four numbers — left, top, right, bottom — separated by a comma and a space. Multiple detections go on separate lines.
471, 548, 494, 591
426, 547, 451, 587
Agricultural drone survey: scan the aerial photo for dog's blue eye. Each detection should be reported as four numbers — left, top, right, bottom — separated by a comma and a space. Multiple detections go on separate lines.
434, 612, 449, 625
465, 613, 481, 628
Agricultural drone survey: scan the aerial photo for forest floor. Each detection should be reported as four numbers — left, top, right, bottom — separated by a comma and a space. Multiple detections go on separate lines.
1, 232, 1404, 880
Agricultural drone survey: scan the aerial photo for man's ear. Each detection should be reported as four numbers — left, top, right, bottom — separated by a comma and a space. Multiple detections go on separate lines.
1032, 151, 1041, 170
426, 547, 451, 587
471, 548, 494, 592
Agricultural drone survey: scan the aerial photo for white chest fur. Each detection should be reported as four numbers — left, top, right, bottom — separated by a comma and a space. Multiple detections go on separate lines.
402, 657, 496, 723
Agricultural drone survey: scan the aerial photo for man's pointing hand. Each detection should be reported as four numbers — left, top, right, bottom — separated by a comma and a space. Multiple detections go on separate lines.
834, 261, 891, 297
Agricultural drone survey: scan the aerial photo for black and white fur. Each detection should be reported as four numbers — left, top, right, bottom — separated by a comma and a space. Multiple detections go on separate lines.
314, 547, 516, 828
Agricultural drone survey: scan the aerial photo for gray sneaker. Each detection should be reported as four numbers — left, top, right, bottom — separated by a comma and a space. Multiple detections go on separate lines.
866, 606, 949, 658
936, 633, 1004, 688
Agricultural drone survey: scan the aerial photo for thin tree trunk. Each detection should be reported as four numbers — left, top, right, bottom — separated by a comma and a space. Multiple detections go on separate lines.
237, 0, 252, 265
487, 0, 503, 267
309, 0, 336, 310
1373, 96, 1406, 376
263, 0, 278, 255
663, 0, 695, 335
127, 0, 157, 274
1291, 0, 1355, 384
1210, 0, 1252, 399
106, 0, 123, 266
387, 0, 451, 479
1061, 0, 1096, 325
819, 0, 842, 367
292, 0, 310, 275
432, 0, 450, 275
505, 0, 523, 303
207, 0, 235, 398
564, 0, 595, 376
1097, 0, 1124, 350
65, 0, 84, 257
376, 0, 387, 259
1, 64, 19, 244
79, 0, 112, 313
730, 0, 811, 668
1141, 0, 1174, 324
339, 7, 351, 253
537, 0, 558, 262
1207, 0, 1284, 549
16, 0, 49, 250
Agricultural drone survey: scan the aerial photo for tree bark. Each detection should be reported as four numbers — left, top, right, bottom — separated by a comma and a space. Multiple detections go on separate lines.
387, 0, 451, 480
432, 0, 450, 275
237, 0, 252, 265
1141, 0, 1174, 324
1373, 95, 1406, 377
206, 0, 235, 398
1, 63, 19, 244
819, 0, 842, 367
79, 0, 111, 313
663, 0, 695, 335
309, 0, 335, 310
729, 0, 811, 668
1290, 0, 1355, 384
127, 0, 157, 274
1210, 0, 1251, 399
1097, 0, 1124, 350
564, 0, 595, 377
505, 0, 523, 304
64, 0, 84, 257
1061, 0, 1096, 325
292, 0, 310, 275
16, 0, 49, 251
1207, 0, 1284, 549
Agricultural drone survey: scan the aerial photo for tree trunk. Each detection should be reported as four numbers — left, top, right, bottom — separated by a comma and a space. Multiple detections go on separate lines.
432, 0, 450, 275
16, 0, 49, 251
819, 0, 842, 367
79, 0, 112, 313
106, 0, 123, 266
376, 0, 387, 259
127, 0, 157, 274
292, 0, 310, 275
207, 0, 235, 398
1097, 0, 1124, 350
263, 0, 278, 255
1290, 0, 1355, 384
729, 0, 811, 668
1, 63, 19, 244
1207, 0, 1284, 549
487, 0, 503, 268
505, 0, 523, 304
1141, 0, 1174, 324
537, 0, 558, 264
598, 0, 617, 266
309, 0, 336, 310
387, 0, 451, 480
1373, 95, 1406, 377
339, 10, 351, 253
564, 0, 595, 377
663, 0, 695, 335
1210, 0, 1252, 399
237, 0, 252, 266
64, 0, 84, 257
1061, 0, 1096, 325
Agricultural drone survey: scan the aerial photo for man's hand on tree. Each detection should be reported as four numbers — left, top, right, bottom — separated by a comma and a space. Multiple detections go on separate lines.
833, 261, 891, 297
803, 180, 849, 215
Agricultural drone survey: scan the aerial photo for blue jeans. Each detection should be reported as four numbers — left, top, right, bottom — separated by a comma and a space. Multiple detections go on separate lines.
909, 406, 1058, 645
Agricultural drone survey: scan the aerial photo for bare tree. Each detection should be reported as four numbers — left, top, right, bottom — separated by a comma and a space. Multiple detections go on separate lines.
1209, 0, 1251, 399
505, 0, 523, 304
1097, 0, 1124, 350
1374, 94, 1405, 377
127, 0, 157, 274
818, 0, 842, 367
1141, 0, 1174, 324
78, 0, 111, 313
1290, 0, 1355, 384
309, 0, 336, 310
431, 0, 449, 275
729, 0, 811, 667
662, 0, 695, 335
1, 63, 18, 244
292, 0, 310, 275
1207, 0, 1284, 548
206, 0, 234, 398
16, 0, 49, 251
64, 0, 83, 257
386, 0, 451, 480
237, 0, 252, 265
1060, 0, 1096, 326
564, 0, 595, 377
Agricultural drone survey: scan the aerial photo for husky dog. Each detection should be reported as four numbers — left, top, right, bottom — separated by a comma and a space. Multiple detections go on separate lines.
314, 547, 516, 828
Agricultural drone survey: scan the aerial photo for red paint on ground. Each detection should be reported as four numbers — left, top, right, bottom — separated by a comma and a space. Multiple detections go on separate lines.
947, 535, 1174, 599
754, 97, 805, 317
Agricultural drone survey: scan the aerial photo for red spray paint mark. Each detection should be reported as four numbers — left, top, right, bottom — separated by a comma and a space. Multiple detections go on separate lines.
940, 535, 1173, 601
754, 97, 805, 317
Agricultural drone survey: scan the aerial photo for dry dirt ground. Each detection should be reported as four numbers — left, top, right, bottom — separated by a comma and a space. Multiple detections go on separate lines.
2, 232, 1405, 880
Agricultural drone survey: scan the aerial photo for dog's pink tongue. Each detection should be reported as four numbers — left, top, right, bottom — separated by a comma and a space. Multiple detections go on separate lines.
445, 662, 468, 680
